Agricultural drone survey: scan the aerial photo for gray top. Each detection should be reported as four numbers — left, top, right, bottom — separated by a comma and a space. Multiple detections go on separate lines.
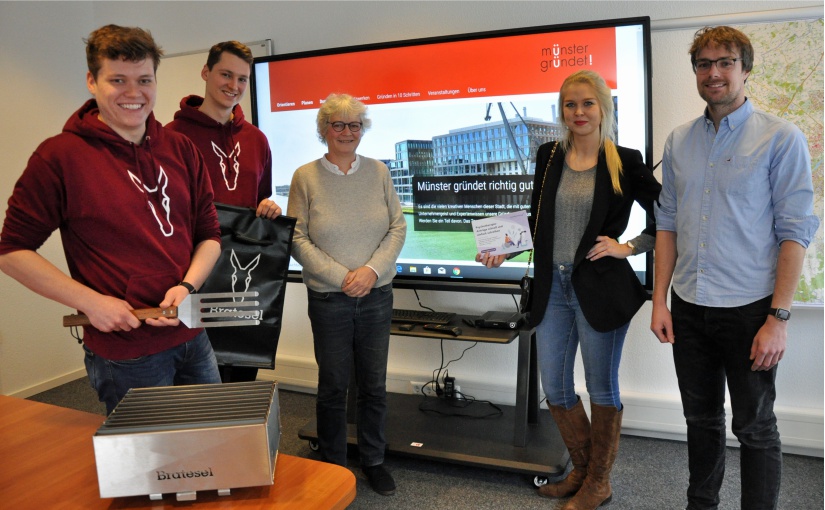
553, 163, 596, 264
287, 156, 407, 292
552, 162, 654, 264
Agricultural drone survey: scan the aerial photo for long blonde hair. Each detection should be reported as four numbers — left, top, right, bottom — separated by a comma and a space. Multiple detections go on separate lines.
557, 70, 623, 195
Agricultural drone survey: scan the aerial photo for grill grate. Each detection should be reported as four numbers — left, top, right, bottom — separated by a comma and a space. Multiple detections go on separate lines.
98, 381, 277, 434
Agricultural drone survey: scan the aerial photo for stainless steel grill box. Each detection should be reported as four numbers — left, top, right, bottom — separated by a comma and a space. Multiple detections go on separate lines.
93, 381, 280, 501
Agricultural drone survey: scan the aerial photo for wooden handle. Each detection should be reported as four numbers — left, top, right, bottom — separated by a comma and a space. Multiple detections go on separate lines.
62, 307, 178, 327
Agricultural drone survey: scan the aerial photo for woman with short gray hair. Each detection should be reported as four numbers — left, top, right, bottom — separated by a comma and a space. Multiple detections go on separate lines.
288, 93, 406, 497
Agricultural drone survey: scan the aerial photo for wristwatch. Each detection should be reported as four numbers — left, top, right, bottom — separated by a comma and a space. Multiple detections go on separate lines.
769, 307, 791, 321
626, 241, 637, 255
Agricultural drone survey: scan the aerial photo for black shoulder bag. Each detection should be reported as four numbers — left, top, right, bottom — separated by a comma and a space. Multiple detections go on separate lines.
519, 141, 558, 316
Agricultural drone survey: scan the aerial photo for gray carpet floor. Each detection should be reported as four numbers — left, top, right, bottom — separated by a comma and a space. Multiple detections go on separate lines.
28, 378, 824, 509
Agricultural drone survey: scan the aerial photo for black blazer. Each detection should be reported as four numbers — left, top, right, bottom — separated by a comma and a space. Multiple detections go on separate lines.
527, 141, 661, 332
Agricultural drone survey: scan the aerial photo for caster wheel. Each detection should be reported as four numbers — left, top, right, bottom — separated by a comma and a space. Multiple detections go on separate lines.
308, 440, 320, 451
533, 475, 549, 487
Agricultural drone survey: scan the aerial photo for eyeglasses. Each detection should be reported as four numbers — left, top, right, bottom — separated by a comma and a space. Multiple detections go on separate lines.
327, 121, 363, 133
693, 57, 740, 73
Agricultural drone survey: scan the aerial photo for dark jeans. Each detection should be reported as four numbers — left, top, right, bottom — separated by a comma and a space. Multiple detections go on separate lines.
84, 330, 221, 414
307, 284, 393, 467
671, 292, 781, 510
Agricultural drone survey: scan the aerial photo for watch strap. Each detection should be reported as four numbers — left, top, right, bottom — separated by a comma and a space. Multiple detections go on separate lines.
769, 307, 791, 321
178, 281, 197, 294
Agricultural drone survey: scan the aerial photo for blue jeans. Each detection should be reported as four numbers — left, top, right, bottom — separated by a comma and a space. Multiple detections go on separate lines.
671, 292, 781, 510
84, 330, 221, 414
307, 284, 393, 467
535, 264, 628, 410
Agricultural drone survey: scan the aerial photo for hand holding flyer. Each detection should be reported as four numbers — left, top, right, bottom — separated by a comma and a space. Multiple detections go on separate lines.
472, 210, 533, 256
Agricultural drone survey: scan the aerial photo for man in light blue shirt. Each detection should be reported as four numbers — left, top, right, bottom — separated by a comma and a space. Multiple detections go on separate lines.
651, 26, 819, 510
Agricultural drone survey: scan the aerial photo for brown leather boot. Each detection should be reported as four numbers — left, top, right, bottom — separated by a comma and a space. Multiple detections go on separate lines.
562, 403, 622, 510
538, 398, 590, 499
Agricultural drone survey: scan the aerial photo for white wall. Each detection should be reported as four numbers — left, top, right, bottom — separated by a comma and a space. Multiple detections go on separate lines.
1, 1, 821, 456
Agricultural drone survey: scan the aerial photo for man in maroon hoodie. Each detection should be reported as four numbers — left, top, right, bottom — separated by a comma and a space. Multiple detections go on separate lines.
167, 40, 281, 382
167, 41, 280, 218
0, 25, 223, 414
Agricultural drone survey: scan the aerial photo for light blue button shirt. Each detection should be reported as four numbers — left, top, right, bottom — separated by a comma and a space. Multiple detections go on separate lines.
656, 99, 819, 307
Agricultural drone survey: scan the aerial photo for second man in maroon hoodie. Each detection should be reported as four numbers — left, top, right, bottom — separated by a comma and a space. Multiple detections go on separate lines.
167, 41, 281, 382
167, 41, 279, 217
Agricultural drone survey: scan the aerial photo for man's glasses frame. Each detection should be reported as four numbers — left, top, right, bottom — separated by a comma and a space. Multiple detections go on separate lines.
327, 121, 363, 133
693, 57, 741, 73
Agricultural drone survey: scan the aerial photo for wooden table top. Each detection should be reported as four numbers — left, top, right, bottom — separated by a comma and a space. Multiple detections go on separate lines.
0, 395, 355, 509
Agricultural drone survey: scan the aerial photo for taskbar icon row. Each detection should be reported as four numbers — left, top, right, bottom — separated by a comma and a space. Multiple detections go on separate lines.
397, 264, 460, 276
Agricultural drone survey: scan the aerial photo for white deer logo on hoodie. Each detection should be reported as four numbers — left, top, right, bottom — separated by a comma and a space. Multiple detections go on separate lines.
128, 167, 174, 237
212, 141, 241, 191
230, 250, 261, 302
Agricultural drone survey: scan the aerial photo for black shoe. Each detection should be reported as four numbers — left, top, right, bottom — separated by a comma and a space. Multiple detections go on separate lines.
363, 464, 396, 496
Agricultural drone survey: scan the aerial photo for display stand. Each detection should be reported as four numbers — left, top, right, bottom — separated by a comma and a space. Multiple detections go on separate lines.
298, 314, 569, 483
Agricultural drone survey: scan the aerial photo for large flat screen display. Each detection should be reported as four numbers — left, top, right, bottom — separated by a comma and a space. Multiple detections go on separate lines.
251, 16, 653, 293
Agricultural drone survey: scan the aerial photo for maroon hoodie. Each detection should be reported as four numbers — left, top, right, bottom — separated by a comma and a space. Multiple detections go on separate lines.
0, 99, 221, 360
166, 95, 272, 208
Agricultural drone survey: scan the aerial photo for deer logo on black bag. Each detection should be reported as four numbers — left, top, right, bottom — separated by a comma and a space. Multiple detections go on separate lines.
230, 250, 261, 302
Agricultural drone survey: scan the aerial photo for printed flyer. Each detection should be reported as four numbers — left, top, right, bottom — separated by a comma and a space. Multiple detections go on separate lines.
472, 211, 533, 256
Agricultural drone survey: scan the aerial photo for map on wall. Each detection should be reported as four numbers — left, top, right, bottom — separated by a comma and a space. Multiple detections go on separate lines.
737, 19, 824, 306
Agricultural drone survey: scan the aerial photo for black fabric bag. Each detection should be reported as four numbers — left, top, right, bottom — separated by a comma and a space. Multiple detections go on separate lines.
198, 203, 296, 369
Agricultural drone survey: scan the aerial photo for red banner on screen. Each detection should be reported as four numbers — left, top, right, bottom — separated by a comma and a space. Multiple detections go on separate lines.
267, 27, 617, 112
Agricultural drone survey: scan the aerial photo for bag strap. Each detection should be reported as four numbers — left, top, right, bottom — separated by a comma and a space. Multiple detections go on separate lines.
524, 141, 559, 278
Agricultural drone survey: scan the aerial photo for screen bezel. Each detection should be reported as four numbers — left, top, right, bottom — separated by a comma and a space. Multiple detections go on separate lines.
251, 16, 653, 295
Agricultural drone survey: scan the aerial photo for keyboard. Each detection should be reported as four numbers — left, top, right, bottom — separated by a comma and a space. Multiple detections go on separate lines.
391, 308, 456, 325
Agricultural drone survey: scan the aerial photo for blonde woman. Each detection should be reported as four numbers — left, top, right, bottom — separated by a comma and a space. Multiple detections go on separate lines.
478, 70, 660, 509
